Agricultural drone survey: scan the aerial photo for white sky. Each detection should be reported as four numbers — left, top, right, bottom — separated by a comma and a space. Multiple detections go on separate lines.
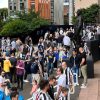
0, 0, 8, 8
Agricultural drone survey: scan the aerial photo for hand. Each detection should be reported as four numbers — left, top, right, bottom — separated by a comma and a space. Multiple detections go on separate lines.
16, 66, 20, 68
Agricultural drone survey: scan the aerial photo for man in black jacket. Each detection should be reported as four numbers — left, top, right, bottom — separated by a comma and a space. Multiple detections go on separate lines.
70, 50, 80, 85
9, 53, 17, 83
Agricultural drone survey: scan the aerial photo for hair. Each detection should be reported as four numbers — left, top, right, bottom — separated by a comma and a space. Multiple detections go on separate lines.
62, 61, 67, 67
57, 66, 63, 74
73, 48, 77, 52
11, 87, 18, 92
17, 57, 21, 60
33, 80, 37, 84
49, 76, 56, 81
61, 87, 69, 93
31, 57, 35, 62
10, 92, 18, 99
39, 79, 49, 90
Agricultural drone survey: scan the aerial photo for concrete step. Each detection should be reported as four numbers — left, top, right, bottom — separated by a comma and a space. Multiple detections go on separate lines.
78, 78, 100, 100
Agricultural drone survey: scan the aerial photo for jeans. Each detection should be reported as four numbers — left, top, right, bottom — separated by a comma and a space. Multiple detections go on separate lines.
10, 67, 16, 83
17, 75, 23, 89
47, 63, 54, 75
72, 66, 79, 83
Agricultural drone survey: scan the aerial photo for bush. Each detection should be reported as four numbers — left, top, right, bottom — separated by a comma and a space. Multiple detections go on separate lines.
0, 19, 29, 36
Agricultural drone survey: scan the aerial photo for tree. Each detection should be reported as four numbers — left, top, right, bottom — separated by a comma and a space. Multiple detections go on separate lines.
0, 19, 29, 36
0, 8, 8, 21
72, 4, 100, 24
0, 10, 50, 36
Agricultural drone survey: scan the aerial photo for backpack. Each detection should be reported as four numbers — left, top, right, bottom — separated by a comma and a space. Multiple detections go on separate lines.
31, 62, 38, 74
36, 92, 46, 100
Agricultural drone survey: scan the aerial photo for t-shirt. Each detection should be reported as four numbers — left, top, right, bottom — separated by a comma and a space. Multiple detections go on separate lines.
38, 91, 52, 100
9, 57, 17, 67
47, 53, 55, 63
54, 51, 59, 61
11, 41, 16, 49
63, 36, 71, 46
59, 95, 67, 100
5, 95, 24, 100
0, 90, 5, 100
31, 62, 39, 74
3, 60, 12, 73
16, 60, 24, 75
57, 74, 66, 93
79, 52, 86, 66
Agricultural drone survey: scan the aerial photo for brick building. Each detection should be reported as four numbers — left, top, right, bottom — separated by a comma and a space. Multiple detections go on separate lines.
75, 0, 100, 13
8, 0, 69, 24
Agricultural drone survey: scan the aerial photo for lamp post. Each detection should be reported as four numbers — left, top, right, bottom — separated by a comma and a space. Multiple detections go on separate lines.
69, 0, 74, 25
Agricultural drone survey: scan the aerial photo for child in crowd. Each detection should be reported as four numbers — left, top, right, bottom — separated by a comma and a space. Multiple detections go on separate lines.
30, 80, 38, 99
59, 87, 69, 100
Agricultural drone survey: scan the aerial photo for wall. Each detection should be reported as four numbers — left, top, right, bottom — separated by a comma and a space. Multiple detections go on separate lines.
75, 0, 99, 13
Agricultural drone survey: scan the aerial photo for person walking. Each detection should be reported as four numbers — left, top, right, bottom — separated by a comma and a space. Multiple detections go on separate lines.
3, 57, 12, 80
16, 57, 25, 90
70, 49, 79, 85
9, 53, 17, 83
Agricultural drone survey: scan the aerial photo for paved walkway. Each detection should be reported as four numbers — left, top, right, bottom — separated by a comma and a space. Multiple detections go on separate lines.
78, 61, 100, 100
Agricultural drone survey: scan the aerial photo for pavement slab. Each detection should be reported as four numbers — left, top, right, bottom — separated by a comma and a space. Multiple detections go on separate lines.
78, 61, 100, 100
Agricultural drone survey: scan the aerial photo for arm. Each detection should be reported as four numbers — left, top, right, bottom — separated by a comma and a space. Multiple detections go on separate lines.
46, 57, 49, 63
53, 57, 56, 63
16, 62, 24, 69
16, 66, 24, 70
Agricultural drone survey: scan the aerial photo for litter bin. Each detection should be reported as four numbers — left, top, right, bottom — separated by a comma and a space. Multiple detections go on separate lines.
86, 54, 94, 78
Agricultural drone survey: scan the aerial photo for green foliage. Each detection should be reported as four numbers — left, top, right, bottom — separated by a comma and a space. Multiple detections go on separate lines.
29, 18, 49, 30
72, 16, 77, 24
0, 10, 50, 36
0, 8, 8, 20
0, 19, 29, 36
72, 4, 100, 24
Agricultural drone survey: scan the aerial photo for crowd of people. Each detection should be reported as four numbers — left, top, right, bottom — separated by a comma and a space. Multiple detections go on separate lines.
0, 26, 97, 100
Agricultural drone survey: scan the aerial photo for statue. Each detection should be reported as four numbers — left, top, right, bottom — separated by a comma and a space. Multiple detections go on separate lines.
73, 10, 83, 48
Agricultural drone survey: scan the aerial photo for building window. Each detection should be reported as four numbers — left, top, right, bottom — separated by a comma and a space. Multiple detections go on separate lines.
20, 3, 24, 10
14, 6, 16, 10
31, 4, 35, 10
10, 6, 12, 10
64, 0, 69, 2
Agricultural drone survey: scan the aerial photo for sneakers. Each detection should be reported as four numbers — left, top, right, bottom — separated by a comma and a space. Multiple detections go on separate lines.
81, 83, 84, 86
81, 84, 87, 88
74, 83, 79, 86
76, 83, 79, 86
23, 80, 29, 83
